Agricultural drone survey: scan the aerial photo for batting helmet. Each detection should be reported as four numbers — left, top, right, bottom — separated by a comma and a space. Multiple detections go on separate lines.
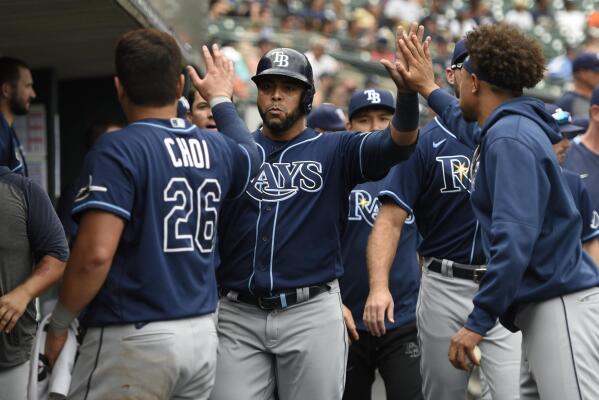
252, 48, 315, 114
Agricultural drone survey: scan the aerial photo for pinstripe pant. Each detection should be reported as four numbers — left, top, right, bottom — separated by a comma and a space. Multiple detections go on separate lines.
210, 280, 348, 400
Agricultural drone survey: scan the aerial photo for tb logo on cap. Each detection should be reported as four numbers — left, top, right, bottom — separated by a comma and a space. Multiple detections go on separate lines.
364, 89, 381, 104
272, 51, 289, 67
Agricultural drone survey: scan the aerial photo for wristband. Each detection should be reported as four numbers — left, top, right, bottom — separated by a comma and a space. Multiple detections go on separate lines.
391, 92, 419, 132
49, 302, 77, 333
209, 96, 232, 109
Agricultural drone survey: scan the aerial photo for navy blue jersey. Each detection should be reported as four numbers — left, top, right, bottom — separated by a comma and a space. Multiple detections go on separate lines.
564, 141, 599, 212
72, 117, 253, 327
563, 169, 599, 243
217, 127, 415, 294
0, 113, 27, 175
380, 117, 485, 264
339, 179, 419, 331
465, 97, 599, 335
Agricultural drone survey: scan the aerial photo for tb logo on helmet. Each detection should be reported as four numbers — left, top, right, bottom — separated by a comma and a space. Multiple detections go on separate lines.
272, 51, 290, 67
364, 89, 381, 104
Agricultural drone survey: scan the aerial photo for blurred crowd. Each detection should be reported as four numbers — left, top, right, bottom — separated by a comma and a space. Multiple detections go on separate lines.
207, 0, 599, 125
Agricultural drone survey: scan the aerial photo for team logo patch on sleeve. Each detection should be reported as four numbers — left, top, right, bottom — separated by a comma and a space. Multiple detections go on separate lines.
75, 175, 108, 202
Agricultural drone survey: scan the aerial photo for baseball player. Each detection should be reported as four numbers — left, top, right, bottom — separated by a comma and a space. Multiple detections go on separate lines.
547, 104, 599, 264
211, 25, 423, 400
339, 88, 422, 400
187, 89, 217, 130
363, 40, 521, 400
44, 30, 260, 399
397, 23, 599, 399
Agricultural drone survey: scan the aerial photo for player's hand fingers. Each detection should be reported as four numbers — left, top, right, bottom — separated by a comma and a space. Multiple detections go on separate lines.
202, 45, 215, 72
394, 60, 410, 81
448, 339, 460, 369
411, 33, 425, 60
398, 38, 417, 67
187, 66, 203, 88
416, 24, 425, 43
404, 35, 421, 62
5, 314, 18, 333
375, 304, 386, 337
212, 44, 227, 72
381, 59, 403, 82
423, 36, 432, 61
0, 306, 10, 331
456, 344, 468, 370
386, 300, 395, 324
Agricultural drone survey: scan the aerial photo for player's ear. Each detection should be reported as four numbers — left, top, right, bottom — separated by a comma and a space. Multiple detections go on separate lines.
346, 121, 352, 131
470, 73, 479, 94
176, 74, 185, 99
114, 77, 126, 102
0, 81, 12, 99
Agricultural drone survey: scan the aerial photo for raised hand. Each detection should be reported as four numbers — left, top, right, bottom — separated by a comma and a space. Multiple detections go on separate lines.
394, 29, 439, 98
187, 44, 235, 102
381, 22, 426, 93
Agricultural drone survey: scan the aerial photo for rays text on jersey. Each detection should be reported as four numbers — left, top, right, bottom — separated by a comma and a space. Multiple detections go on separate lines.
246, 161, 323, 202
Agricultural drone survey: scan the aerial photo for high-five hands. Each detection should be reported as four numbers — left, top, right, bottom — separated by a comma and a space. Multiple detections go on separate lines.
187, 44, 235, 102
381, 22, 430, 93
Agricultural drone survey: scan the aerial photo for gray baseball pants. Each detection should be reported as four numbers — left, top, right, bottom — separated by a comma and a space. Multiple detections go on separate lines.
0, 361, 29, 400
209, 280, 348, 400
68, 315, 217, 400
517, 286, 599, 400
417, 260, 521, 400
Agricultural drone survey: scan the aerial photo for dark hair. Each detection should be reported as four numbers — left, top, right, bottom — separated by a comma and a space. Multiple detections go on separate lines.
0, 57, 29, 86
465, 24, 545, 93
115, 29, 182, 106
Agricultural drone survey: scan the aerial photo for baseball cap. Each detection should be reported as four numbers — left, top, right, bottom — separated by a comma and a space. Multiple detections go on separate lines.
592, 85, 599, 106
306, 104, 346, 131
572, 52, 599, 73
348, 88, 395, 120
451, 39, 468, 69
545, 103, 585, 139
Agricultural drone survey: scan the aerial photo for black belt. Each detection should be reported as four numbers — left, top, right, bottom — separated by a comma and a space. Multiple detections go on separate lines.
220, 284, 329, 311
428, 260, 486, 283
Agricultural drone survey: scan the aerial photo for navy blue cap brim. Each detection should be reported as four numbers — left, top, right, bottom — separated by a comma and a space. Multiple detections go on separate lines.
348, 104, 395, 120
561, 124, 586, 139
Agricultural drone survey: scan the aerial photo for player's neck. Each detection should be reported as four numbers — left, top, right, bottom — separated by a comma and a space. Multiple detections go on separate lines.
476, 89, 514, 128
581, 125, 599, 155
123, 104, 178, 124
262, 117, 307, 142
0, 101, 15, 126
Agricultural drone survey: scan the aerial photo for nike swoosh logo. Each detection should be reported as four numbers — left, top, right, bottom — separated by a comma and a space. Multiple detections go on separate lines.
580, 173, 589, 179
433, 139, 447, 148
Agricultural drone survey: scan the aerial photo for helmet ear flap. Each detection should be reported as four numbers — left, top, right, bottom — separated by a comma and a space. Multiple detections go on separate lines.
302, 86, 315, 114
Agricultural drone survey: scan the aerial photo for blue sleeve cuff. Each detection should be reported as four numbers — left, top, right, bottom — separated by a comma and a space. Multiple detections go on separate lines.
378, 190, 414, 214
427, 88, 456, 117
464, 306, 497, 336
72, 201, 131, 221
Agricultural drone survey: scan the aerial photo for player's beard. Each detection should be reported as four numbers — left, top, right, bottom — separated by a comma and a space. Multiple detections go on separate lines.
10, 94, 30, 116
259, 104, 304, 137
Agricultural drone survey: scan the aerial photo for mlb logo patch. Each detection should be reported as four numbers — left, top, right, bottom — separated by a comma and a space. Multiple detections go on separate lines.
170, 118, 186, 128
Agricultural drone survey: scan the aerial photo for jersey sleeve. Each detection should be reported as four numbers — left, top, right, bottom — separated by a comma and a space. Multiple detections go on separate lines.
71, 143, 135, 221
25, 179, 69, 262
339, 127, 416, 188
428, 89, 480, 148
220, 134, 256, 200
578, 179, 599, 243
378, 144, 424, 214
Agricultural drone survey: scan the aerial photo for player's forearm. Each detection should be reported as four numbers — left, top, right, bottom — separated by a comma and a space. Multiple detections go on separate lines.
583, 239, 599, 267
211, 99, 260, 175
367, 214, 403, 290
389, 92, 419, 146
57, 243, 113, 315
19, 255, 66, 301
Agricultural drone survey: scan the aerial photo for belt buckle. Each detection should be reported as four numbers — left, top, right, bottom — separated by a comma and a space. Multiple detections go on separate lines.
258, 295, 278, 311
473, 268, 486, 283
